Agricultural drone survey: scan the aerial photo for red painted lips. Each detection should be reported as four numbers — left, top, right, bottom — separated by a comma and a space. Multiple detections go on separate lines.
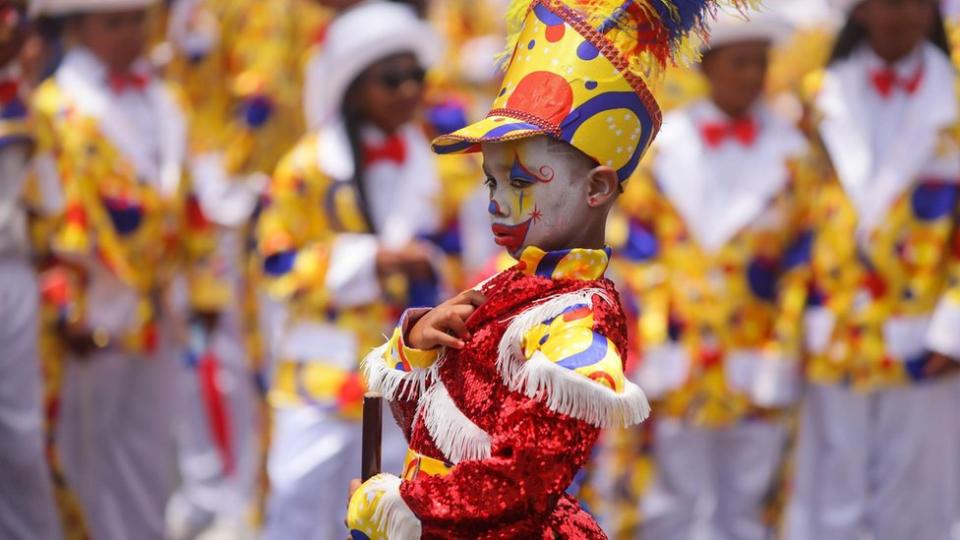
491, 219, 532, 253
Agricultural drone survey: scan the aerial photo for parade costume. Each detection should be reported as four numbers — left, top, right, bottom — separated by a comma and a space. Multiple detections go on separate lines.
784, 4, 960, 536
347, 0, 753, 537
30, 1, 224, 536
0, 6, 63, 534
607, 13, 809, 538
256, 4, 446, 539
163, 1, 318, 534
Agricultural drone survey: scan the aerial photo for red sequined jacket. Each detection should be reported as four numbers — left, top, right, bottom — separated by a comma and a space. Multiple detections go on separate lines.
348, 247, 650, 539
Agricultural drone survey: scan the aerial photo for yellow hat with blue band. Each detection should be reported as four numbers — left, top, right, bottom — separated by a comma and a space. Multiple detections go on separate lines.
431, 0, 757, 182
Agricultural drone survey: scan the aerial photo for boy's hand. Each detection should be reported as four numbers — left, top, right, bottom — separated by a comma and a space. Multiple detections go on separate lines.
344, 478, 362, 535
923, 352, 960, 378
407, 289, 487, 350
59, 325, 99, 358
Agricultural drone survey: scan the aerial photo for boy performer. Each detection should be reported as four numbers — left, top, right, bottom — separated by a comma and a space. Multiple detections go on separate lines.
347, 0, 753, 537
0, 1, 62, 538
617, 10, 809, 539
30, 0, 224, 538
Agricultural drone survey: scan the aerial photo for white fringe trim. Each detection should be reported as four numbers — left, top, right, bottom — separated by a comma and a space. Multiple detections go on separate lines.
418, 381, 492, 463
497, 288, 650, 428
518, 352, 650, 428
361, 343, 437, 402
367, 474, 422, 540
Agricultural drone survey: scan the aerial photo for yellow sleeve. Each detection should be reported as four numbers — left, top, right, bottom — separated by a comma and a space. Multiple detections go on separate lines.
362, 308, 440, 401
178, 173, 231, 312
612, 160, 671, 350
772, 158, 817, 363
521, 301, 628, 395
347, 474, 420, 539
255, 135, 334, 310
219, 0, 303, 174
925, 124, 960, 360
751, 157, 817, 407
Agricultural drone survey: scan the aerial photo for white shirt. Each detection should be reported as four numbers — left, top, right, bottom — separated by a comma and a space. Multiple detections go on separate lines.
653, 99, 805, 252
0, 145, 32, 258
695, 101, 761, 237
0, 63, 31, 258
64, 48, 163, 176
858, 45, 925, 184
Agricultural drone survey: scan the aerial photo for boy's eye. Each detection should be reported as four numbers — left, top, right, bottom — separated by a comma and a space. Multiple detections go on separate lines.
509, 178, 534, 189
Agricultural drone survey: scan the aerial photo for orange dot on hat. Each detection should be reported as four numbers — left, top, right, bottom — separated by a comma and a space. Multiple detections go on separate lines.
506, 71, 574, 127
545, 24, 565, 42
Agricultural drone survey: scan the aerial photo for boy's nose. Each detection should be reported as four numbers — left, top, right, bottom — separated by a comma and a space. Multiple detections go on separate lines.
488, 199, 507, 217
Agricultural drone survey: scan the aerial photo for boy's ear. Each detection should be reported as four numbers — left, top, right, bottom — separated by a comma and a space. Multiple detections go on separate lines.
586, 166, 620, 208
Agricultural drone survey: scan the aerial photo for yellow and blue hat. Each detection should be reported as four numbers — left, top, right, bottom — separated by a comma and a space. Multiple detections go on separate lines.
432, 0, 755, 182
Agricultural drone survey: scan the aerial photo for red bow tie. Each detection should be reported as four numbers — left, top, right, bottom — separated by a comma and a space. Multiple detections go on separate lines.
700, 118, 758, 148
109, 71, 150, 94
870, 66, 923, 98
363, 134, 407, 165
0, 79, 19, 105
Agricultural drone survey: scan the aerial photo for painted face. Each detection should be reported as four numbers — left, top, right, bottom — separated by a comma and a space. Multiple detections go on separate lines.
482, 137, 593, 258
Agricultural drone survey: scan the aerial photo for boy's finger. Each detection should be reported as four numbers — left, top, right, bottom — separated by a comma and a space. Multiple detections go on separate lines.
426, 328, 465, 349
444, 311, 470, 338
450, 303, 477, 321
457, 289, 487, 307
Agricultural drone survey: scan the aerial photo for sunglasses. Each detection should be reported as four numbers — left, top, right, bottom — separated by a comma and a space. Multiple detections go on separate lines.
375, 66, 427, 90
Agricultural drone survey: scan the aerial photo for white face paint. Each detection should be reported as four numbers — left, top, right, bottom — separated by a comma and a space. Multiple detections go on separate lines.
481, 136, 593, 258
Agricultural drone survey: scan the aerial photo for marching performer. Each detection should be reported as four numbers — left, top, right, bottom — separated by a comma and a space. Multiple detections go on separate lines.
163, 0, 313, 536
255, 2, 445, 538
346, 0, 753, 537
29, 0, 224, 537
0, 1, 62, 538
614, 10, 809, 539
785, 0, 960, 538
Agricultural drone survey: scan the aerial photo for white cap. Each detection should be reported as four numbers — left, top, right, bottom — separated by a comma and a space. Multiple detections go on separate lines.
303, 0, 442, 129
703, 7, 793, 51
831, 0, 864, 15
35, 0, 156, 16
764, 0, 843, 29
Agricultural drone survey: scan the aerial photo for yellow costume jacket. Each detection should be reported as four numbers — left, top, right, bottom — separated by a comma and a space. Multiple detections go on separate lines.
615, 100, 812, 427
800, 43, 960, 391
256, 121, 445, 414
31, 48, 223, 350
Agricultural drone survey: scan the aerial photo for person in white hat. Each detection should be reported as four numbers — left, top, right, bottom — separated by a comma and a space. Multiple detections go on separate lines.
782, 1, 960, 539
254, 2, 445, 539
599, 8, 811, 539
28, 0, 228, 538
0, 2, 63, 539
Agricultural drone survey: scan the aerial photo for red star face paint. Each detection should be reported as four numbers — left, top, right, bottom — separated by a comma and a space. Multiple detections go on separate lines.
482, 136, 594, 258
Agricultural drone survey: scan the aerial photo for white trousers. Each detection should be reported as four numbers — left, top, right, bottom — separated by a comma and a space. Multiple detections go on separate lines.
57, 338, 178, 539
640, 418, 787, 540
167, 312, 261, 537
784, 380, 960, 540
262, 403, 408, 540
0, 259, 62, 540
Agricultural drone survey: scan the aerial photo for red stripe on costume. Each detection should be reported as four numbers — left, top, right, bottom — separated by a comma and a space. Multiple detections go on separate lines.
563, 306, 593, 322
199, 353, 235, 475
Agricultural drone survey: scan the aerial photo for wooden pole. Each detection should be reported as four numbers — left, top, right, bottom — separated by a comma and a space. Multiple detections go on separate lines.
361, 392, 383, 481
